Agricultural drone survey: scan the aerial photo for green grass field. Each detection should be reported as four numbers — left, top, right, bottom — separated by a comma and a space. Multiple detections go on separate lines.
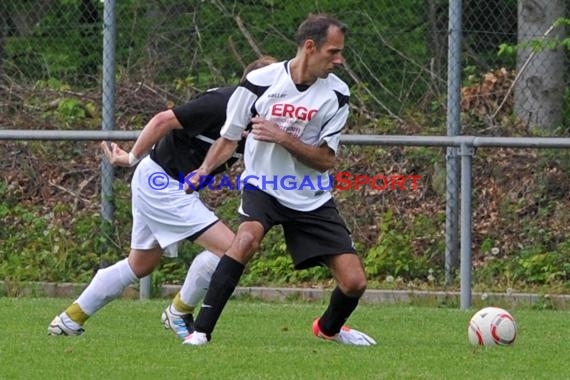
1, 297, 568, 380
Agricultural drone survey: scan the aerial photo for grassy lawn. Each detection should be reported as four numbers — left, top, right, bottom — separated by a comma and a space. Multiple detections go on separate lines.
1, 297, 568, 379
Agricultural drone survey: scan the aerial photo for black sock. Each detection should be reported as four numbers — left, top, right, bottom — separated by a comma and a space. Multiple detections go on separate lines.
318, 286, 360, 336
194, 255, 245, 335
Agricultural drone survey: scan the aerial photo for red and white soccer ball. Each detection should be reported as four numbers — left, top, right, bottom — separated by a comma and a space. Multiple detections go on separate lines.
468, 306, 517, 346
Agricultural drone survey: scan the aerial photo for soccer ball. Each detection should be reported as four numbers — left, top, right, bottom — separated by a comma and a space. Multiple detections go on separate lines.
467, 306, 517, 346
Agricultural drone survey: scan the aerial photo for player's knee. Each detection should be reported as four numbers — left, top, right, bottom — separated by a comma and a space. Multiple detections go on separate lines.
128, 251, 160, 277
129, 263, 153, 278
341, 274, 367, 297
233, 227, 262, 255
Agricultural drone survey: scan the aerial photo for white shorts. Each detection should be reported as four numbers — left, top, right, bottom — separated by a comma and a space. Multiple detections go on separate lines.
130, 157, 218, 257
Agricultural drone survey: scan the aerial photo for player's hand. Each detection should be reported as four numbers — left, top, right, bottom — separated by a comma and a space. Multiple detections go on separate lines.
101, 141, 130, 167
250, 116, 285, 144
183, 167, 209, 194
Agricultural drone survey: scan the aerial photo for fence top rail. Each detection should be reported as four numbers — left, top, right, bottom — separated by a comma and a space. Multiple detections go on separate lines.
2, 130, 570, 148
341, 135, 570, 148
0, 130, 140, 141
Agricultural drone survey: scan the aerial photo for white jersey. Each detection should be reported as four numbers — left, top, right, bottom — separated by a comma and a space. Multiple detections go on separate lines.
220, 60, 350, 211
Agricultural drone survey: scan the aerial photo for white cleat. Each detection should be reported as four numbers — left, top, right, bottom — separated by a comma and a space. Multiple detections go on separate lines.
47, 315, 84, 336
312, 318, 376, 346
161, 306, 194, 340
182, 331, 210, 346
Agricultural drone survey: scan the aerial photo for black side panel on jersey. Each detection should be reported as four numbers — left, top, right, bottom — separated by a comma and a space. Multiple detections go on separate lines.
334, 89, 349, 108
240, 80, 271, 117
241, 80, 271, 98
150, 86, 236, 181
320, 89, 350, 139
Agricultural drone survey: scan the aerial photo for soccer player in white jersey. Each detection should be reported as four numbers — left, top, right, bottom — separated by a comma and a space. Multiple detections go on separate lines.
47, 56, 276, 339
183, 13, 376, 346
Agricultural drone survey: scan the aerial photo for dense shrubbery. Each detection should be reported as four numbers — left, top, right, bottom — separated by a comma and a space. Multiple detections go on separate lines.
2, 0, 455, 114
3, 83, 570, 295
2, 1, 570, 295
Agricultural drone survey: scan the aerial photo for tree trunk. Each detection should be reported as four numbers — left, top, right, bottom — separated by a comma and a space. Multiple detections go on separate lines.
514, 0, 566, 130
425, 0, 447, 96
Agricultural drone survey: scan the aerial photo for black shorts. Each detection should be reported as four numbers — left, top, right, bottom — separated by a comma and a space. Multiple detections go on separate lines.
238, 187, 357, 269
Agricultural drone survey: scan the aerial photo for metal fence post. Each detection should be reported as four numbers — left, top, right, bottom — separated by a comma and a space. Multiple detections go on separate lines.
460, 142, 473, 310
140, 275, 152, 300
101, 0, 116, 265
101, 0, 151, 299
445, 0, 463, 284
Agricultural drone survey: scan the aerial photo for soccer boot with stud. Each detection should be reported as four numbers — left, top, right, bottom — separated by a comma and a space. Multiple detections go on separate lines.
161, 306, 195, 340
312, 318, 376, 346
47, 315, 85, 336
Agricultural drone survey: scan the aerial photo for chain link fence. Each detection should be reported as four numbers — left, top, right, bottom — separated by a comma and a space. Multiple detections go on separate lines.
3, 1, 567, 126
1, 0, 569, 291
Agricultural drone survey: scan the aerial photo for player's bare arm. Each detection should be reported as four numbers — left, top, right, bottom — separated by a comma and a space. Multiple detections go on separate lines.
250, 116, 335, 172
184, 137, 238, 192
101, 109, 182, 167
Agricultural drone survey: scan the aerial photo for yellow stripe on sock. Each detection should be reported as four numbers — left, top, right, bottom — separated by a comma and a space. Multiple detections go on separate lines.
65, 303, 89, 325
172, 293, 195, 314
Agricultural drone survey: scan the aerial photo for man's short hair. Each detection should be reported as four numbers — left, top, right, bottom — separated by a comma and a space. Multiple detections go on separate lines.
295, 13, 347, 49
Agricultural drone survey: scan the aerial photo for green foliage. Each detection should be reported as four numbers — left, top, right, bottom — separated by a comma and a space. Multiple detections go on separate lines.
364, 210, 442, 281
0, 157, 128, 284
0, 202, 100, 283
30, 78, 101, 128
4, 0, 439, 110
498, 17, 570, 58
4, 0, 102, 85
55, 98, 87, 122
3, 142, 570, 292
473, 238, 570, 291
515, 246, 570, 284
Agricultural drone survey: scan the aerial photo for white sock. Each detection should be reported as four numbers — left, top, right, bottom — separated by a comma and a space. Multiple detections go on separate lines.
75, 258, 137, 316
176, 250, 220, 311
